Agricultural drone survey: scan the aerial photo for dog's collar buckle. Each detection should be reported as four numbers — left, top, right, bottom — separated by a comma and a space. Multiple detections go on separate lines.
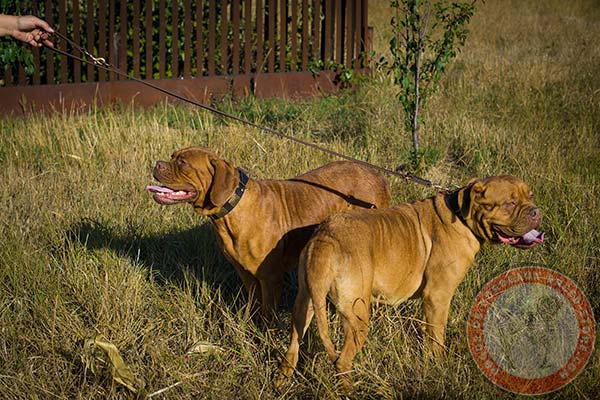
210, 168, 249, 220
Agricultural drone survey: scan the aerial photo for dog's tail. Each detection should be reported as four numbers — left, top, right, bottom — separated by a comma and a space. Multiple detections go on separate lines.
303, 238, 339, 364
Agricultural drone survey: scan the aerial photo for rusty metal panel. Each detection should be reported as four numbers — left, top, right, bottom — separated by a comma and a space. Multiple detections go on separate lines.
0, 69, 369, 116
254, 70, 338, 99
0, 76, 229, 115
232, 74, 253, 98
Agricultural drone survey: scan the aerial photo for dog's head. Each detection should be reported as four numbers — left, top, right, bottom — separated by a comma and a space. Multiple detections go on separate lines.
146, 147, 240, 215
460, 175, 544, 249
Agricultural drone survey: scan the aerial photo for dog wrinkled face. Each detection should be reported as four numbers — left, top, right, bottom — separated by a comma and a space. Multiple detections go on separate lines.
146, 147, 217, 206
466, 175, 544, 249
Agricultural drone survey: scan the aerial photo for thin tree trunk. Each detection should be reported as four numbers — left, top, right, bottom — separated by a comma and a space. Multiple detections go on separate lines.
412, 1, 421, 155
413, 48, 420, 155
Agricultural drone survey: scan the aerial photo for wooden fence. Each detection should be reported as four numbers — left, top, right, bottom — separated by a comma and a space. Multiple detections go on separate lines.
0, 0, 370, 114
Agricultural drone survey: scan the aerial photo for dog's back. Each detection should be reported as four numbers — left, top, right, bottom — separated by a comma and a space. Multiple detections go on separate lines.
290, 160, 391, 210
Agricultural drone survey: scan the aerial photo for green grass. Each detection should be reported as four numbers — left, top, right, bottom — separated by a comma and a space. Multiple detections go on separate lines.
1, 0, 599, 398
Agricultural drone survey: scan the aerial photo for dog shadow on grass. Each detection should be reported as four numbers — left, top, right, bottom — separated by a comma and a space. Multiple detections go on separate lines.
67, 217, 300, 314
68, 218, 243, 302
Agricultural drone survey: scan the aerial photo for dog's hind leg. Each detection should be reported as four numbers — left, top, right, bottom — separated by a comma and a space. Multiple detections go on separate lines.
307, 241, 339, 365
275, 266, 314, 388
334, 295, 370, 392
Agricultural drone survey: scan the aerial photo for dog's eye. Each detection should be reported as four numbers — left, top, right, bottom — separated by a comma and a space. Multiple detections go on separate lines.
177, 158, 189, 167
504, 200, 517, 210
529, 192, 534, 200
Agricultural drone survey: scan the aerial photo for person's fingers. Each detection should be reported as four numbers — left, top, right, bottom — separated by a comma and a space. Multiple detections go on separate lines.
11, 27, 52, 47
38, 31, 53, 47
34, 18, 54, 34
23, 33, 41, 47
41, 37, 54, 47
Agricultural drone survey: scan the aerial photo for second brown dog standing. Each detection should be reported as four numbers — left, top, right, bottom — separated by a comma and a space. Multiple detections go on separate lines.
276, 175, 544, 390
147, 147, 391, 317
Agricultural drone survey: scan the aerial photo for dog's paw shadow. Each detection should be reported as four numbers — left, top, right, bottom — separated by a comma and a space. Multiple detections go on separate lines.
67, 217, 241, 296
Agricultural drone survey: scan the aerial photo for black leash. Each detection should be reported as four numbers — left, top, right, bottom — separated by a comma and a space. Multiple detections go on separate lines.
43, 31, 451, 192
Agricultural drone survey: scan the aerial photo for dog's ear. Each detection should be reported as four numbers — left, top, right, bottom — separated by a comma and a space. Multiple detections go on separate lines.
469, 178, 486, 200
467, 177, 481, 186
208, 159, 239, 207
457, 178, 481, 218
458, 178, 485, 218
469, 178, 499, 214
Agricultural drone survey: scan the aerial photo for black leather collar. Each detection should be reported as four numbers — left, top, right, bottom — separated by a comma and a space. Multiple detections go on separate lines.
444, 188, 468, 226
210, 168, 248, 220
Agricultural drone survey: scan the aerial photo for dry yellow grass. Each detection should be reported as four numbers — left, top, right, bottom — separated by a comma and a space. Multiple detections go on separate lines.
1, 1, 599, 398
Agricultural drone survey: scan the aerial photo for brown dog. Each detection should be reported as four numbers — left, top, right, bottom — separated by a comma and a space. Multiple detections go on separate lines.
276, 175, 543, 389
147, 147, 391, 317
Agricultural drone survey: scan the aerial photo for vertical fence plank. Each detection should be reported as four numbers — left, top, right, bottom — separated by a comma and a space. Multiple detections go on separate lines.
18, 0, 28, 85
256, 0, 264, 73
183, 0, 192, 78
109, 0, 117, 80
133, 0, 140, 78
362, 0, 368, 68
31, 2, 41, 84
98, 0, 106, 81
354, 0, 361, 68
279, 0, 286, 71
172, 0, 180, 77
313, 0, 320, 64
145, 1, 153, 79
301, 0, 308, 70
159, 0, 166, 78
18, 65, 26, 85
59, 0, 68, 83
86, 0, 95, 81
4, 69, 12, 86
334, 0, 342, 64
220, 0, 228, 74
196, 0, 204, 76
119, 0, 128, 80
73, 0, 81, 83
290, 0, 298, 71
232, 0, 240, 74
244, 0, 252, 74
267, 0, 275, 72
208, 0, 216, 75
32, 47, 41, 84
44, 0, 54, 84
324, 0, 332, 62
345, 0, 354, 67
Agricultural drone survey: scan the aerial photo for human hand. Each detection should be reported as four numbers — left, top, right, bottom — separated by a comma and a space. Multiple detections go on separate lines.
12, 15, 54, 47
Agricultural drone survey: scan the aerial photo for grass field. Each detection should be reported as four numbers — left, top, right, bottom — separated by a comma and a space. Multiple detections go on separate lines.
1, 0, 599, 398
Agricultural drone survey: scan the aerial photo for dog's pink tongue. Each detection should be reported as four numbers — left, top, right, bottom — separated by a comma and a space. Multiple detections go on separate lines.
146, 185, 175, 194
521, 229, 544, 244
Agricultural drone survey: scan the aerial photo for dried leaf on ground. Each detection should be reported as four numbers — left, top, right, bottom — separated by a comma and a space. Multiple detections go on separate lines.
82, 337, 138, 393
